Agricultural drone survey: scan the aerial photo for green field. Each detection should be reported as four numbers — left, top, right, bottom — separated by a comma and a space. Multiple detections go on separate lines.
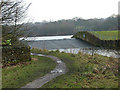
2, 55, 56, 88
88, 30, 119, 40
31, 49, 118, 88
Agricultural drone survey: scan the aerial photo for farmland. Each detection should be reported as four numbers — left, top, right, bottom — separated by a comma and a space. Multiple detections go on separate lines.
88, 30, 119, 40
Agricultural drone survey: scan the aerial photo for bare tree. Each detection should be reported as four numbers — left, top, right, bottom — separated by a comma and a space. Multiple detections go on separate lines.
1, 0, 31, 45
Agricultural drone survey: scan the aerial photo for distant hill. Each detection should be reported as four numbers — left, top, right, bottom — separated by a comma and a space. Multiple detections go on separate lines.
4, 15, 118, 37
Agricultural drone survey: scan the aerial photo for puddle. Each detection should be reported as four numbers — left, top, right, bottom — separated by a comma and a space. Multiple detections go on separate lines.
31, 53, 45, 56
57, 61, 62, 64
37, 54, 45, 56
51, 69, 63, 73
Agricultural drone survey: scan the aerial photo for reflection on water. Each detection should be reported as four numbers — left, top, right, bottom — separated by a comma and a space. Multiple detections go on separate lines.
50, 48, 120, 58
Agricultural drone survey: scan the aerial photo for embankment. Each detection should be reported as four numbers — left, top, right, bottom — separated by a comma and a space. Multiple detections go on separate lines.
73, 31, 120, 49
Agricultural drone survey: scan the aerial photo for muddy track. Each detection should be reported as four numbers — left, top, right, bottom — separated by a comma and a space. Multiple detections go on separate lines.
21, 53, 67, 88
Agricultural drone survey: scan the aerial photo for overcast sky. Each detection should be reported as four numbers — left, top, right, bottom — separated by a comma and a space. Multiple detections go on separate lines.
24, 0, 120, 22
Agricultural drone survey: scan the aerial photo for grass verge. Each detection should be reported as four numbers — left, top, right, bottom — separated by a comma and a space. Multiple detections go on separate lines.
2, 55, 56, 88
31, 48, 119, 88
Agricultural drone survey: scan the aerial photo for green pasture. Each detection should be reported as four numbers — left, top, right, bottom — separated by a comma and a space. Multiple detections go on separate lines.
88, 30, 119, 40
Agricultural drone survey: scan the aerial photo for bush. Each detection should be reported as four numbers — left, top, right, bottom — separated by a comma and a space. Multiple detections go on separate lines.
2, 45, 31, 67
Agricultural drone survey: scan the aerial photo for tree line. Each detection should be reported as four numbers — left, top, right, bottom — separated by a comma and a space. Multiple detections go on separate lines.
21, 15, 118, 37
1, 0, 118, 38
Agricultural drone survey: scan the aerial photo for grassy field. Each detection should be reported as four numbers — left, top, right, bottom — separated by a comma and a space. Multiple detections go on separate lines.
31, 48, 119, 88
88, 30, 119, 40
2, 55, 56, 88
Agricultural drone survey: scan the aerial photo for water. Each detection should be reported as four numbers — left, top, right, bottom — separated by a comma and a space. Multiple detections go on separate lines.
19, 35, 73, 41
20, 35, 120, 58
51, 48, 119, 58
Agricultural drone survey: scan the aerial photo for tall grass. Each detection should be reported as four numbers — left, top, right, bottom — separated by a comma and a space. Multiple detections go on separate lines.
31, 49, 118, 88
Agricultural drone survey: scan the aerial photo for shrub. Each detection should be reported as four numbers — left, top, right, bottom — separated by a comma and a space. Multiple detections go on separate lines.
2, 45, 31, 67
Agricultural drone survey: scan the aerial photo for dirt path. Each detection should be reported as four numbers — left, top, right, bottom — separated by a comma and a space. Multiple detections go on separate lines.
21, 53, 67, 88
